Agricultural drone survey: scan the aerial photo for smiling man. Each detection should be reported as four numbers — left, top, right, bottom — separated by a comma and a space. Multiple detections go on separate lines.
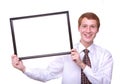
12, 12, 113, 84
71, 12, 113, 84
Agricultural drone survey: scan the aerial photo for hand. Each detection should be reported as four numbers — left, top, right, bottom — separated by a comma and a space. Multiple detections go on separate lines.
11, 54, 25, 72
71, 49, 81, 64
71, 49, 86, 69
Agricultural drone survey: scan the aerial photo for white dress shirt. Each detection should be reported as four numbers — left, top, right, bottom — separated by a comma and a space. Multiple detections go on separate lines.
24, 42, 113, 84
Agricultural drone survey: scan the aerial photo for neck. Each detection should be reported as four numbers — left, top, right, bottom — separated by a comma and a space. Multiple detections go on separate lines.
80, 40, 93, 48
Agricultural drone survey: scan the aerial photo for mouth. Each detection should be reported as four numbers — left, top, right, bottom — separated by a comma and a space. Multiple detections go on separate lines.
84, 33, 92, 39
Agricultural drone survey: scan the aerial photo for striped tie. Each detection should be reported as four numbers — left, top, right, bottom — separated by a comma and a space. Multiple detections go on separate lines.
81, 49, 91, 84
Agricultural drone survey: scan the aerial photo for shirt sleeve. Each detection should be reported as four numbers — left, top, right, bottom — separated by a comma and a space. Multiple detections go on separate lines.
24, 56, 64, 82
83, 52, 113, 84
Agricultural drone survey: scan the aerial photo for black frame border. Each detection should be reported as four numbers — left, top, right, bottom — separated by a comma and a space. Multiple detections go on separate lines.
10, 11, 73, 60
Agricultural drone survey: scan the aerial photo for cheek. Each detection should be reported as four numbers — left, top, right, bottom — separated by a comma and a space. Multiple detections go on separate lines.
92, 29, 98, 34
91, 28, 98, 33
78, 28, 84, 33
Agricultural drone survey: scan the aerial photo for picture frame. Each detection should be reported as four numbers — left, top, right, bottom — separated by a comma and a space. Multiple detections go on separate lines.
10, 11, 73, 60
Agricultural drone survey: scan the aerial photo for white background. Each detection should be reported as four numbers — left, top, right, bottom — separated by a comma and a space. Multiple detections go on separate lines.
0, 0, 119, 84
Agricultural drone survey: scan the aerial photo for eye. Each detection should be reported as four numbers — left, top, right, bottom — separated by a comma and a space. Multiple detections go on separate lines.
90, 25, 97, 28
81, 25, 87, 28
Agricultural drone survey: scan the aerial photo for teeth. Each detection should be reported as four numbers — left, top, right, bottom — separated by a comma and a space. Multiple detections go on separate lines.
85, 34, 92, 38
86, 34, 91, 37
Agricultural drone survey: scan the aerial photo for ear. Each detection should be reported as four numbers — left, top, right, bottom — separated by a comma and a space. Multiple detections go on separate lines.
97, 28, 99, 33
78, 26, 81, 32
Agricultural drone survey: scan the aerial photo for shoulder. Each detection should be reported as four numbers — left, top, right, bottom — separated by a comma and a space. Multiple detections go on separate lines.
92, 44, 113, 64
93, 44, 112, 56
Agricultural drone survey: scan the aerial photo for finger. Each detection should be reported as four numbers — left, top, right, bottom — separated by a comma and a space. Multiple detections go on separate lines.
71, 49, 76, 52
11, 56, 20, 66
11, 54, 17, 59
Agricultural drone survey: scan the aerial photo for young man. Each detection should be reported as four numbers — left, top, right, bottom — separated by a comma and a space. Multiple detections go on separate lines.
11, 12, 113, 84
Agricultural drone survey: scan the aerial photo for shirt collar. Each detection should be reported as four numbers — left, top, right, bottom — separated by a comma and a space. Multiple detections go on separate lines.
77, 42, 95, 54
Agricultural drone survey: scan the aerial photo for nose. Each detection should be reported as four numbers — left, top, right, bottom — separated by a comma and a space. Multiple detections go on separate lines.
86, 27, 91, 32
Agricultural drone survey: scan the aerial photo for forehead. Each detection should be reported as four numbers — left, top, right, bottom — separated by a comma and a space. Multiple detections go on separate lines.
81, 17, 97, 25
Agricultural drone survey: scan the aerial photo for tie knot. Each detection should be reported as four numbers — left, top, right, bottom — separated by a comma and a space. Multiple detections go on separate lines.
83, 49, 89, 54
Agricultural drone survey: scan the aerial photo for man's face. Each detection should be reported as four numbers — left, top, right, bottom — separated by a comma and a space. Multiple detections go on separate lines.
78, 17, 99, 45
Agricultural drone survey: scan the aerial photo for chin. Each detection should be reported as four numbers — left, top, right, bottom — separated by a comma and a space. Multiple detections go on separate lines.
84, 39, 93, 44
